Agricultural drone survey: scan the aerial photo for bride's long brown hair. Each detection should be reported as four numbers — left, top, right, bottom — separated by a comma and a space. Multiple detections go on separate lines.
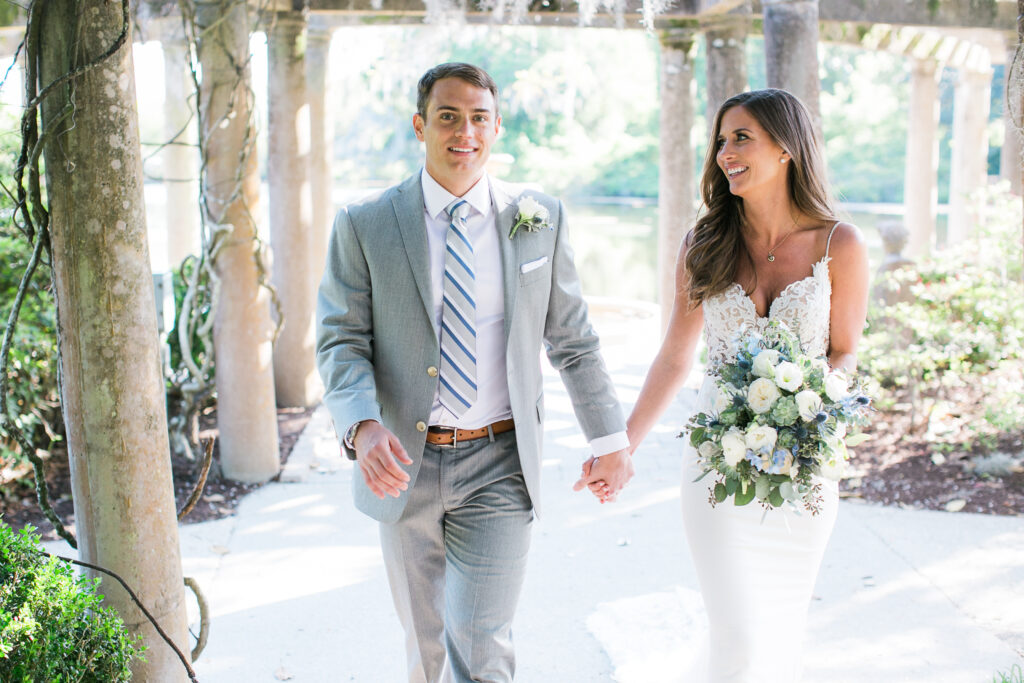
684, 89, 838, 308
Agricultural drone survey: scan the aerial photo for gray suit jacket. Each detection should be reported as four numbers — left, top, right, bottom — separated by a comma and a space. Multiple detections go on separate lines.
316, 172, 625, 522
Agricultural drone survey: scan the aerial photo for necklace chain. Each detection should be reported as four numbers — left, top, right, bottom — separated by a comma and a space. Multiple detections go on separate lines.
766, 220, 799, 262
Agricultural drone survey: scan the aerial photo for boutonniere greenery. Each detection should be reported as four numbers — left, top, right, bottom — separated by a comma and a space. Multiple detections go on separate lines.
508, 196, 552, 239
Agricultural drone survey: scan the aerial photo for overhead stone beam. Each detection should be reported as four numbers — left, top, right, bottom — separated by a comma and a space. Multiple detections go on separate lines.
815, 0, 1015, 31
300, 0, 1015, 30
819, 22, 1006, 68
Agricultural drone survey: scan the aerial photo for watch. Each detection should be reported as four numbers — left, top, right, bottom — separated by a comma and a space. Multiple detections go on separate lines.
343, 421, 362, 451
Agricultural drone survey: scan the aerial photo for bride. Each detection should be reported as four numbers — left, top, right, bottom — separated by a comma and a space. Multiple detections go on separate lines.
620, 88, 869, 681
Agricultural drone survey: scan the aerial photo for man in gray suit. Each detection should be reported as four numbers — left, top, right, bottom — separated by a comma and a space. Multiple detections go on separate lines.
316, 62, 632, 683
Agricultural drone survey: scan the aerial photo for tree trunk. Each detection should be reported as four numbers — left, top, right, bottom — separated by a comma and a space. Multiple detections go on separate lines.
37, 3, 191, 680
196, 0, 281, 482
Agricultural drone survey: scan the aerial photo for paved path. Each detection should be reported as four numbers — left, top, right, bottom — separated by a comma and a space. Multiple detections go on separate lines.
47, 299, 1024, 681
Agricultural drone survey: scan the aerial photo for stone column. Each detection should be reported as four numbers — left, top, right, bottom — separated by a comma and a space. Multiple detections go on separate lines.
703, 6, 749, 128
947, 57, 993, 246
307, 21, 334, 294
196, 0, 280, 483
762, 0, 822, 137
268, 11, 321, 408
904, 58, 941, 257
1001, 40, 1022, 194
657, 28, 698, 332
161, 20, 201, 269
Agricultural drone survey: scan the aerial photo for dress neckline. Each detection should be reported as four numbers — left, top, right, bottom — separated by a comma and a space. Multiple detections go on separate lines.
729, 256, 831, 321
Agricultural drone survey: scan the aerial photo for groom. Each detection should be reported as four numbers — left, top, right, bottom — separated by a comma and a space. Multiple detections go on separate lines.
316, 62, 632, 683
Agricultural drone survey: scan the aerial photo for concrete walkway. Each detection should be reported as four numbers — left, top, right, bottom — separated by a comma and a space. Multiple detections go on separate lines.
47, 300, 1024, 681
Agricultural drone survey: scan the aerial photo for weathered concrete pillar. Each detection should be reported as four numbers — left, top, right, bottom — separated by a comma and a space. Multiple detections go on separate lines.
268, 11, 321, 408
762, 0, 822, 136
904, 58, 941, 257
658, 28, 698, 332
307, 21, 334, 295
160, 20, 201, 269
1001, 39, 1022, 194
703, 7, 749, 128
948, 56, 993, 246
196, 0, 280, 482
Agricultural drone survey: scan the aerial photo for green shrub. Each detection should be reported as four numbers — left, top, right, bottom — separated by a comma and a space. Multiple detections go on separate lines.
0, 231, 62, 465
0, 115, 63, 467
859, 186, 1024, 439
0, 521, 143, 681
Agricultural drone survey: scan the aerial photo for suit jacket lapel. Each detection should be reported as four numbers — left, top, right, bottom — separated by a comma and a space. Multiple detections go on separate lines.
491, 179, 520, 346
392, 174, 437, 335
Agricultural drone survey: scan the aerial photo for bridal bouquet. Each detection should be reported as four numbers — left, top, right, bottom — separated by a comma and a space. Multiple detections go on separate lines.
684, 322, 872, 514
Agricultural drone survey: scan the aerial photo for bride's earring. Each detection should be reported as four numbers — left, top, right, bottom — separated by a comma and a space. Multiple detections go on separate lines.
780, 157, 787, 164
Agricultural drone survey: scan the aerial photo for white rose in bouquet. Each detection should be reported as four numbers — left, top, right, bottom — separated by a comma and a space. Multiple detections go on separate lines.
747, 377, 781, 414
745, 424, 778, 454
751, 349, 780, 378
795, 389, 823, 421
721, 428, 747, 467
824, 371, 850, 402
773, 361, 804, 392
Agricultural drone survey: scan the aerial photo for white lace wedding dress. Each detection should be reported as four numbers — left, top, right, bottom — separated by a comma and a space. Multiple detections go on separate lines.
680, 225, 841, 682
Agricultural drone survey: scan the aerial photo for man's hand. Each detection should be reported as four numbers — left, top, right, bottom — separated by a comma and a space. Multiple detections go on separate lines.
351, 421, 412, 499
572, 449, 633, 503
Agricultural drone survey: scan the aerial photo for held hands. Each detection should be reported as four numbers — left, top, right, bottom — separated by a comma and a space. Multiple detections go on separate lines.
351, 421, 412, 499
572, 448, 634, 504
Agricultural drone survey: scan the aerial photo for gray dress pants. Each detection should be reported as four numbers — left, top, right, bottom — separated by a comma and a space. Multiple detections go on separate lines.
379, 429, 533, 683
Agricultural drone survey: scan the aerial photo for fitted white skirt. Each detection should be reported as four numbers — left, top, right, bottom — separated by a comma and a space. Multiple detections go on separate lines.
678, 375, 838, 683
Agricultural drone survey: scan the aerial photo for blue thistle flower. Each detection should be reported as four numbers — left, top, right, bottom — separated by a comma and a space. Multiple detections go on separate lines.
815, 411, 829, 423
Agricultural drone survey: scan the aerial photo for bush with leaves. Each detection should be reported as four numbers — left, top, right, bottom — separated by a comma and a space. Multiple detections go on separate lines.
0, 121, 63, 468
0, 521, 143, 681
859, 185, 1024, 441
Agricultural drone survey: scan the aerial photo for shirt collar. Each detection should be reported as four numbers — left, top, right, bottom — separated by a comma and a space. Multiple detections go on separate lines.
421, 168, 492, 220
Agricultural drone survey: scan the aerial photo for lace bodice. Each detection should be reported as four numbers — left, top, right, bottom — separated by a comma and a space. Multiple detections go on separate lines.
702, 256, 832, 364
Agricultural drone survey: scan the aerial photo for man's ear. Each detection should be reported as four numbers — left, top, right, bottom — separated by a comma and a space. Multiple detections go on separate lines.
494, 114, 502, 137
413, 113, 425, 142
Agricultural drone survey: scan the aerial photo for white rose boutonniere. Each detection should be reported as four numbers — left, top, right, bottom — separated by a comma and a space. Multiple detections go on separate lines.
509, 196, 552, 239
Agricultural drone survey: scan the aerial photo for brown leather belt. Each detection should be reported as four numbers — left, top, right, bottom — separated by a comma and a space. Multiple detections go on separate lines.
425, 418, 515, 446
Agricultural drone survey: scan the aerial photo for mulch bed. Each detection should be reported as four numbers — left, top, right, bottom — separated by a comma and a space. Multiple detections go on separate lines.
0, 406, 317, 541
839, 403, 1024, 516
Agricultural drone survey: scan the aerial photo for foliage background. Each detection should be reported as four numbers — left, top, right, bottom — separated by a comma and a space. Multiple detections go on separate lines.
305, 27, 1005, 203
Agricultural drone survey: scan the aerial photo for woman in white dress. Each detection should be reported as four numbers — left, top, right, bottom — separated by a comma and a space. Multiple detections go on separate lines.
619, 89, 869, 681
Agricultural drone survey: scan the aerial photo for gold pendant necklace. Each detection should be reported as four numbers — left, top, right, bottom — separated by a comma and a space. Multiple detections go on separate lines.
766, 220, 799, 262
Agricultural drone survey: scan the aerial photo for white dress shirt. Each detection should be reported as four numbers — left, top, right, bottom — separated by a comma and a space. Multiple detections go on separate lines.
420, 169, 628, 457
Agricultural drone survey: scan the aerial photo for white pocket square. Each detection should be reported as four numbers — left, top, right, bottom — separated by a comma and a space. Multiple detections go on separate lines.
520, 256, 549, 274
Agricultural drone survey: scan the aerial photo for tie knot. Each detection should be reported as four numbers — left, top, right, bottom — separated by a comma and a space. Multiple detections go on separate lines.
447, 199, 470, 223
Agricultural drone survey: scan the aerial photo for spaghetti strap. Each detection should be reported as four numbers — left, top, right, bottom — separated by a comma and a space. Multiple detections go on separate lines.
824, 221, 841, 257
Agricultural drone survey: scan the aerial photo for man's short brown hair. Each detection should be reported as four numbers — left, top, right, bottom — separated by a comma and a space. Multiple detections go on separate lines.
416, 62, 500, 119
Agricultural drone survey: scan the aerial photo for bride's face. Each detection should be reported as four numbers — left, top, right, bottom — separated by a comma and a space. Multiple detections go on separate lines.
715, 106, 790, 200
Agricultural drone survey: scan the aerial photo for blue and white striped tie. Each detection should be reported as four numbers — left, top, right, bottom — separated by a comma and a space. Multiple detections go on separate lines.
439, 199, 476, 417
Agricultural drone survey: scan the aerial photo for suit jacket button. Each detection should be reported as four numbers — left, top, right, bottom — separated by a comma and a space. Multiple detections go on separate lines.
427, 366, 438, 377
416, 421, 427, 432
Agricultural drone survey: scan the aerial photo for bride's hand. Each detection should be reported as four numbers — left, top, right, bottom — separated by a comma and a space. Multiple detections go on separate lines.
577, 456, 616, 503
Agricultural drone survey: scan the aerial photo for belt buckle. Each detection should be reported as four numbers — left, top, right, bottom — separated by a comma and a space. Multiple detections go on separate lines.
431, 426, 457, 447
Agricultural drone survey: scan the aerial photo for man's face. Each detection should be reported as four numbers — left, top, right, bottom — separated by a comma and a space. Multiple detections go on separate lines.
413, 77, 501, 196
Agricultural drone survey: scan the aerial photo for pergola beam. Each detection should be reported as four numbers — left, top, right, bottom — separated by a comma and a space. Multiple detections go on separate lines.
296, 0, 1014, 31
